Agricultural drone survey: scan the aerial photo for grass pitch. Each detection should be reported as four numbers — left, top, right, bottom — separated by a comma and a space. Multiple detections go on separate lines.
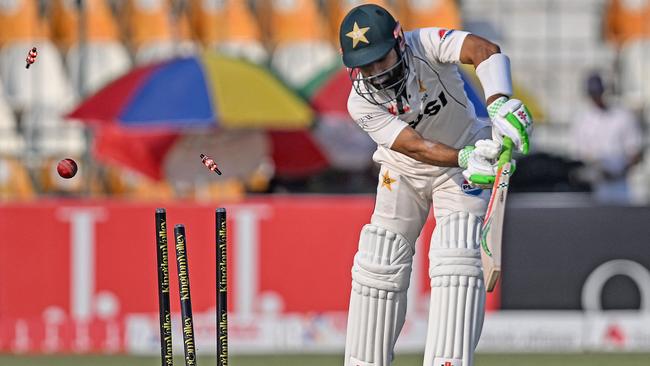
1, 353, 649, 366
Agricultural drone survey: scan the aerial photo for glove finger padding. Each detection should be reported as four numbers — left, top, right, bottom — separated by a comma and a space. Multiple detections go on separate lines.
490, 99, 533, 155
474, 139, 501, 159
462, 139, 500, 189
464, 154, 497, 179
492, 115, 523, 153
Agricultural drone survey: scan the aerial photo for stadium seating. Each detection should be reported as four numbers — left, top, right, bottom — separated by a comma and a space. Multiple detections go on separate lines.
604, 0, 650, 47
66, 42, 132, 96
50, 0, 131, 95
195, 179, 246, 202
104, 166, 176, 200
397, 0, 462, 30
20, 106, 86, 157
0, 1, 76, 112
0, 157, 34, 201
619, 40, 650, 112
604, 0, 650, 115
50, 0, 121, 49
0, 82, 24, 156
122, 0, 196, 64
0, 0, 643, 201
0, 41, 77, 112
267, 0, 338, 88
0, 0, 50, 46
461, 0, 617, 152
326, 0, 399, 41
187, 0, 268, 64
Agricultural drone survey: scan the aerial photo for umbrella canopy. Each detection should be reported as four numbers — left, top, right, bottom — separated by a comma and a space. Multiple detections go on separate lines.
68, 52, 327, 181
93, 127, 328, 180
69, 52, 313, 129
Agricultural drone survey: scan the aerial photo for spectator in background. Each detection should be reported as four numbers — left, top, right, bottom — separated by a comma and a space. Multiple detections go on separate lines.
570, 72, 644, 204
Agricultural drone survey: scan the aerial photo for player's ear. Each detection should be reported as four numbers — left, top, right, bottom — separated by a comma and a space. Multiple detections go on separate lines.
393, 22, 406, 52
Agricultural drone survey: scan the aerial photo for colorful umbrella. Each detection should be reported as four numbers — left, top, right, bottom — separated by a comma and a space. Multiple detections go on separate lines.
68, 52, 328, 180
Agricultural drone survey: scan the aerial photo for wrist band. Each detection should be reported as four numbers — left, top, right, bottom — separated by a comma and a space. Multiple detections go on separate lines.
476, 53, 513, 101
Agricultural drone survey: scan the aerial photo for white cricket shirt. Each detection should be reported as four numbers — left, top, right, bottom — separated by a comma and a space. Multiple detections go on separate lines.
347, 28, 488, 173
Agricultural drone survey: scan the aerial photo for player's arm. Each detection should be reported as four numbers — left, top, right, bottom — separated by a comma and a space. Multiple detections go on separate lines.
390, 126, 459, 167
391, 126, 501, 187
459, 34, 534, 154
458, 34, 506, 105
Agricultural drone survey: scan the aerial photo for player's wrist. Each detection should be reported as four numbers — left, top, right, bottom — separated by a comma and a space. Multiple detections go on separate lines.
486, 94, 508, 106
487, 96, 508, 119
458, 146, 474, 169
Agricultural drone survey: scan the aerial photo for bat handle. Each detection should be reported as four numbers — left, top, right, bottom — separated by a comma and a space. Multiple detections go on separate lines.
498, 137, 513, 168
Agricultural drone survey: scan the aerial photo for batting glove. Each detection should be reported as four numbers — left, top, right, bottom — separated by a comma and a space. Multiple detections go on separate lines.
459, 139, 502, 189
488, 97, 533, 155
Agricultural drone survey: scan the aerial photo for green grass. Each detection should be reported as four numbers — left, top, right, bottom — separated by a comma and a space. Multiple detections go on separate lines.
1, 353, 649, 366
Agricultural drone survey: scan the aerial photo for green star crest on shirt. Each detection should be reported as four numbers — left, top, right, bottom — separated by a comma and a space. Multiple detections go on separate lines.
346, 22, 370, 48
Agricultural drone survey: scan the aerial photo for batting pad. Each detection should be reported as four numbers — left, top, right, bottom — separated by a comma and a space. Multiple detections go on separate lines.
424, 212, 486, 366
345, 225, 414, 366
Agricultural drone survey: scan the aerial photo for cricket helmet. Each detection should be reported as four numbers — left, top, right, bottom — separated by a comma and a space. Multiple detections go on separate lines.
339, 4, 409, 106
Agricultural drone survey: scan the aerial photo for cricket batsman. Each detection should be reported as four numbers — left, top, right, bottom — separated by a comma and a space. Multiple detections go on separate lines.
339, 4, 532, 366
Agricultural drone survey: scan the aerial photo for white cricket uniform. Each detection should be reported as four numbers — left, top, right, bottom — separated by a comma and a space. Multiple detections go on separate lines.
347, 28, 491, 244
344, 27, 491, 366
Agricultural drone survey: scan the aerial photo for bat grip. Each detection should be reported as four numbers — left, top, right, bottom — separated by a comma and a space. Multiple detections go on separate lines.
498, 137, 513, 168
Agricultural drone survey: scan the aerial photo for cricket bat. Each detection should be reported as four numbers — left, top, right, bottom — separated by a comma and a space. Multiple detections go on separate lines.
480, 138, 513, 292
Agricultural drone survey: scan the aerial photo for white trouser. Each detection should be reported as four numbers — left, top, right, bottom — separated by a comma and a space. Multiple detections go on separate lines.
424, 211, 486, 366
345, 165, 489, 365
344, 122, 491, 366
344, 225, 413, 366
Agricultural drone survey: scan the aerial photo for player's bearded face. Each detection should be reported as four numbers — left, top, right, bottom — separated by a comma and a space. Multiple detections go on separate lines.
351, 47, 410, 107
360, 49, 404, 91
368, 62, 404, 91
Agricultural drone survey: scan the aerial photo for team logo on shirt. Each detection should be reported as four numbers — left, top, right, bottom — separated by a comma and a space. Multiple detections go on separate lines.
408, 91, 449, 128
381, 170, 397, 191
438, 29, 455, 43
418, 78, 427, 92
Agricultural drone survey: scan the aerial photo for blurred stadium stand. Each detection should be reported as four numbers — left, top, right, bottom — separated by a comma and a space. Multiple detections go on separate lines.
0, 157, 35, 200
187, 0, 268, 63
123, 0, 197, 64
50, 0, 132, 95
397, 0, 462, 30
0, 0, 647, 203
266, 0, 338, 88
0, 83, 24, 156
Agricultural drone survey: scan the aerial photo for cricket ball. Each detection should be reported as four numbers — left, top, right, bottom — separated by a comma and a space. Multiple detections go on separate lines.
57, 158, 78, 179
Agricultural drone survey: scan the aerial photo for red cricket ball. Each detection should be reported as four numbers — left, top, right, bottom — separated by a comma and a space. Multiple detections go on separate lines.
57, 158, 78, 179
